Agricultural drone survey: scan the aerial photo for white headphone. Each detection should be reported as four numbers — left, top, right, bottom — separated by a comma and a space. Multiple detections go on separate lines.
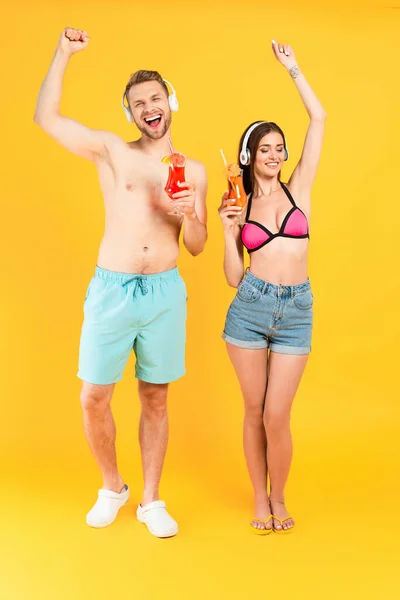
121, 78, 179, 123
239, 121, 289, 166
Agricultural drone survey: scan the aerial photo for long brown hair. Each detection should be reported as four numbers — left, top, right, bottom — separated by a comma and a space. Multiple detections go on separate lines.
238, 122, 287, 195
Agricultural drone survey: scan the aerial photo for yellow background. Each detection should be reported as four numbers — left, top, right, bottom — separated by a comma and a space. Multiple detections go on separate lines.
1, 0, 399, 598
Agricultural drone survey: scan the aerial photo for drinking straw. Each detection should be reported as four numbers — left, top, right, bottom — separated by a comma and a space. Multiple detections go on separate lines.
219, 148, 228, 167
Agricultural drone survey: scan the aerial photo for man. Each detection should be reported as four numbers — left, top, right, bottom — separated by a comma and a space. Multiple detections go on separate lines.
34, 28, 207, 538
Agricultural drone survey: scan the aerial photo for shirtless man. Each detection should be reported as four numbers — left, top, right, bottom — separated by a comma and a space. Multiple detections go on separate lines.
34, 28, 207, 538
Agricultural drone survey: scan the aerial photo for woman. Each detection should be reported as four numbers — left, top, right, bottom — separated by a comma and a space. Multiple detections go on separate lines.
219, 40, 326, 534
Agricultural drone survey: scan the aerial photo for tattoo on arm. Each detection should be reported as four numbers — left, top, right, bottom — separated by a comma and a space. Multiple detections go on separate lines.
289, 65, 300, 79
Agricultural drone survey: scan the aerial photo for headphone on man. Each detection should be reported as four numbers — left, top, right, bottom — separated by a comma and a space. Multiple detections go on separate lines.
121, 79, 179, 123
239, 121, 289, 166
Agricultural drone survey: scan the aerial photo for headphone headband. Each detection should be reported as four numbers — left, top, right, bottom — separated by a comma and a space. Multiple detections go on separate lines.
162, 78, 176, 97
239, 122, 266, 166
121, 78, 179, 123
239, 121, 289, 166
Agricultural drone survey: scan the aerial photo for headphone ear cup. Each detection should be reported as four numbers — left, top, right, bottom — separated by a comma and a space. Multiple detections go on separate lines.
124, 106, 134, 123
121, 92, 134, 123
243, 149, 251, 166
169, 94, 179, 112
239, 149, 251, 166
284, 148, 289, 161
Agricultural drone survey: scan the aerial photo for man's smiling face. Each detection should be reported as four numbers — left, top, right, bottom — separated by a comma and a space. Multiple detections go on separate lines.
128, 81, 171, 139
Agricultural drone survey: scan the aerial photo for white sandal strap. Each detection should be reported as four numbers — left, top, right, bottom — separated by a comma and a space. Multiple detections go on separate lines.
98, 488, 126, 500
140, 500, 166, 513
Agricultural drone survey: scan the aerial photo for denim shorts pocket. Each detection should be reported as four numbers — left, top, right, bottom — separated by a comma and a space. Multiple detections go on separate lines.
237, 281, 261, 303
293, 290, 313, 310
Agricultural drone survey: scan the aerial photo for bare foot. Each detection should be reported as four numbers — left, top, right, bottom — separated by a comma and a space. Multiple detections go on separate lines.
251, 498, 273, 532
270, 499, 295, 531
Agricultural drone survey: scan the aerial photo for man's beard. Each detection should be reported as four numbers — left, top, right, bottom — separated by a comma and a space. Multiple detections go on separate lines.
135, 113, 172, 140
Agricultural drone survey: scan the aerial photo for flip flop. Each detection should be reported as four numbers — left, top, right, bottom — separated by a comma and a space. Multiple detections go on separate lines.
86, 485, 130, 528
137, 500, 178, 538
250, 515, 273, 535
272, 515, 295, 533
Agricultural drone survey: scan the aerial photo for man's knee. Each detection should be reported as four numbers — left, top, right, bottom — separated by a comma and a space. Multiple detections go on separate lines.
139, 382, 168, 417
80, 382, 113, 412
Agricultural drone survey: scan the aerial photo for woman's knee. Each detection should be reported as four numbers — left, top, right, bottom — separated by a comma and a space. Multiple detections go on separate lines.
244, 401, 265, 427
264, 409, 290, 436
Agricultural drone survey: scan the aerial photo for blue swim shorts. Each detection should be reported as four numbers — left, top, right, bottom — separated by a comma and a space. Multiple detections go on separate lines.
78, 266, 187, 385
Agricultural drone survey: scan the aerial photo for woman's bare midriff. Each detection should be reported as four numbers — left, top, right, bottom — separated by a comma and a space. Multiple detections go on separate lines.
247, 237, 309, 286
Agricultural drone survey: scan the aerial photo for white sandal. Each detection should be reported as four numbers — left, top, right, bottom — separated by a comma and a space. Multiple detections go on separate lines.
86, 485, 129, 528
136, 500, 178, 538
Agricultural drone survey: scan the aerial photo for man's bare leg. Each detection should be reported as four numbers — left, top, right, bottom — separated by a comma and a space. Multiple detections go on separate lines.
80, 381, 124, 493
136, 380, 178, 537
138, 381, 169, 505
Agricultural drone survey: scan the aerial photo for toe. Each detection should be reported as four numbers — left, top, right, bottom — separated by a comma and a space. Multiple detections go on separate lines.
285, 518, 294, 530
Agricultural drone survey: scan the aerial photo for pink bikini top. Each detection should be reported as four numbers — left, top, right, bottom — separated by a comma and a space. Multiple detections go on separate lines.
241, 182, 309, 253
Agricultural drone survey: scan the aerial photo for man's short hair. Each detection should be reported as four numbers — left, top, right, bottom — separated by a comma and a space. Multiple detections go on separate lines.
124, 70, 169, 99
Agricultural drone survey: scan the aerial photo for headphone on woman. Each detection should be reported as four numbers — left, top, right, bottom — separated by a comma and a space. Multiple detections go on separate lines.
239, 121, 289, 166
121, 79, 179, 123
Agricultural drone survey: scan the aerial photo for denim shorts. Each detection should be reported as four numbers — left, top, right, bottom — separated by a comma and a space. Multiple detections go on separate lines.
222, 270, 313, 355
78, 266, 187, 385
